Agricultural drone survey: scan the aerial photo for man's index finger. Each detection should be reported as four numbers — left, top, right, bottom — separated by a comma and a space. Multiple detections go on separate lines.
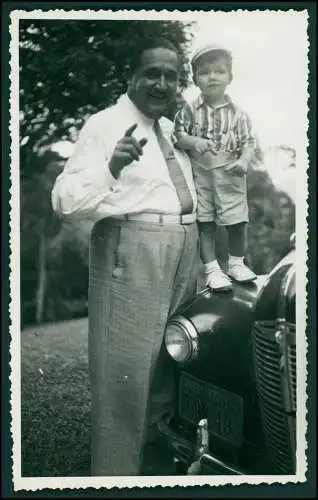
125, 123, 138, 137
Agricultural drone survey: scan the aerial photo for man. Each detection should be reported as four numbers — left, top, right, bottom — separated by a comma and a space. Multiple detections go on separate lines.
51, 37, 199, 476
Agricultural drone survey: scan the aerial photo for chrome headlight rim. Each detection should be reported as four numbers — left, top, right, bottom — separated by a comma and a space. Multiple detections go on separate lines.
165, 315, 199, 364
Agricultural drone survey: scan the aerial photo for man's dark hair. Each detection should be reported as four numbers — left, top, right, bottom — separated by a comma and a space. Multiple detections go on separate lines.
130, 37, 180, 73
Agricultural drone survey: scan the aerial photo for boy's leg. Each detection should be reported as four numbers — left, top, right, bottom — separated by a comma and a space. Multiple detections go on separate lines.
198, 221, 232, 291
211, 157, 256, 284
227, 222, 246, 256
192, 154, 231, 292
198, 220, 217, 263
215, 225, 229, 273
227, 222, 256, 282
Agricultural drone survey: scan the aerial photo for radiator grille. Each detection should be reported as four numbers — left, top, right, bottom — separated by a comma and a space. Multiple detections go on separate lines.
254, 330, 283, 408
252, 321, 296, 474
287, 344, 297, 413
261, 404, 294, 473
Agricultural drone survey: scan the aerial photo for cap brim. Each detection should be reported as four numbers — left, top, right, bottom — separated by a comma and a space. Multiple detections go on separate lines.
191, 45, 231, 65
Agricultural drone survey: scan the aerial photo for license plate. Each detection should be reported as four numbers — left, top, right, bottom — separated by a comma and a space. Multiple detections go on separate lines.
179, 373, 244, 447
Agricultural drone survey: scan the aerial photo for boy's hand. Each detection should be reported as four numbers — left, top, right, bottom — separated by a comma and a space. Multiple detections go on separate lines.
225, 158, 248, 176
193, 138, 216, 155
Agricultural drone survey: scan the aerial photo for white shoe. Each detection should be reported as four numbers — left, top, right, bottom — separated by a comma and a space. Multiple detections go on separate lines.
228, 262, 257, 283
206, 267, 233, 291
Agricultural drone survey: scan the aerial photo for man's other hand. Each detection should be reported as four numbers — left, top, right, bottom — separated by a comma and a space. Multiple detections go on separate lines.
192, 138, 216, 155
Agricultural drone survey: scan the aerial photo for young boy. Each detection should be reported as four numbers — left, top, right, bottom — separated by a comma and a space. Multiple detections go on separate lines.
174, 44, 257, 291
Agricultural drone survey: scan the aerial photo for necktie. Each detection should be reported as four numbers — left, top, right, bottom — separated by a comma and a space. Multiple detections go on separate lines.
154, 120, 194, 215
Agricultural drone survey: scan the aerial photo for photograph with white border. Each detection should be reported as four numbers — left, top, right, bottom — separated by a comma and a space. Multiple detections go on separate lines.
9, 7, 309, 492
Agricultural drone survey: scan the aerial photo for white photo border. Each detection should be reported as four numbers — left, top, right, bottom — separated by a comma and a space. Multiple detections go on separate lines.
9, 7, 309, 492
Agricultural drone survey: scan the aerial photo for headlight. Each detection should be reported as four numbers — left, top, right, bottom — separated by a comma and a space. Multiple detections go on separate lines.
164, 315, 198, 364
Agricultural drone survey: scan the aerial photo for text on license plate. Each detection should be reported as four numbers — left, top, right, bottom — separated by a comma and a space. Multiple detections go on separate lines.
179, 373, 244, 447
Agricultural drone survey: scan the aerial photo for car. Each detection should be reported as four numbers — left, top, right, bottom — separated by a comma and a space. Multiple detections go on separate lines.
158, 234, 296, 475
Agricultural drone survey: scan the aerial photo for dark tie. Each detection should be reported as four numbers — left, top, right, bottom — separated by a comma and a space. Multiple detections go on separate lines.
154, 120, 194, 214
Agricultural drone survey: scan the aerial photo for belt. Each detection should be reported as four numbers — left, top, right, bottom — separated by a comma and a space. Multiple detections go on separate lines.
112, 212, 196, 225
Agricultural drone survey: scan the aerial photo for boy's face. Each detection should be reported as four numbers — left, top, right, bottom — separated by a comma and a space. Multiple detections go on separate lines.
194, 55, 232, 100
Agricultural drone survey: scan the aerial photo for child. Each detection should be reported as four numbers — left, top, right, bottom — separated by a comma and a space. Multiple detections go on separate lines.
174, 44, 257, 291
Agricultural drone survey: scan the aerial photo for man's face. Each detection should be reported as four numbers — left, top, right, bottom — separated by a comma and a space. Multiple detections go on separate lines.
194, 56, 231, 100
128, 47, 179, 119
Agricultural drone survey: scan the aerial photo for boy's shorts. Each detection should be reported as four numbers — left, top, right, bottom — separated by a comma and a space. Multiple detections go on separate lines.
190, 149, 249, 225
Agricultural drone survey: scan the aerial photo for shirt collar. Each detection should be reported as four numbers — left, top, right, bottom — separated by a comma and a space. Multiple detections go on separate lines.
195, 93, 235, 111
117, 93, 156, 128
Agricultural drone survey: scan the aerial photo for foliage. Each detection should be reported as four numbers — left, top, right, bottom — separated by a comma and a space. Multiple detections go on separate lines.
246, 168, 295, 274
20, 19, 192, 152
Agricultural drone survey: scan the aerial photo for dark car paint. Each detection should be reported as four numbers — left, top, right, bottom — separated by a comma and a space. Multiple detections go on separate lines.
160, 248, 296, 474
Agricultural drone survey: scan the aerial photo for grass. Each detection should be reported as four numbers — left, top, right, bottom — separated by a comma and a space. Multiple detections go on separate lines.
21, 317, 178, 477
21, 318, 91, 477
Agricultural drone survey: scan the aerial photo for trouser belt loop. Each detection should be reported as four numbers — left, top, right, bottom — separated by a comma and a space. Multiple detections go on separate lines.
180, 214, 187, 224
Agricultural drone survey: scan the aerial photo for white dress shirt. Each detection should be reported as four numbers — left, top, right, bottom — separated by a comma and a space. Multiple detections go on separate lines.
51, 94, 197, 223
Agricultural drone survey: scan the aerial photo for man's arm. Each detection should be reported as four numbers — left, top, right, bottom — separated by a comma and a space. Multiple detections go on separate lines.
175, 132, 205, 152
51, 115, 116, 221
173, 103, 194, 150
51, 117, 146, 221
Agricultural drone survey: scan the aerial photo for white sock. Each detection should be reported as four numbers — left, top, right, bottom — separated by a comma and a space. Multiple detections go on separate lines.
228, 255, 244, 267
204, 260, 221, 274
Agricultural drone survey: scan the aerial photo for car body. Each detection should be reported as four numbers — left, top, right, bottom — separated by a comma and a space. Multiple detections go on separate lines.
159, 240, 296, 475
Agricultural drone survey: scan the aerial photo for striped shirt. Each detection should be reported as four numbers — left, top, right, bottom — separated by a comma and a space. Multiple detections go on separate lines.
174, 94, 257, 154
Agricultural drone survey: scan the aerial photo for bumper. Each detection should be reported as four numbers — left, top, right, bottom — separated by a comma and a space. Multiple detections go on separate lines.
157, 416, 246, 475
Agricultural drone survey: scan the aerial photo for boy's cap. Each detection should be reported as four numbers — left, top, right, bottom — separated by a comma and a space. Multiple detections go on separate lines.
191, 43, 232, 66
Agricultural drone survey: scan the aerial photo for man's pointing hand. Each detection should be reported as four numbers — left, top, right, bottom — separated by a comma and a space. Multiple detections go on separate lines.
109, 124, 148, 179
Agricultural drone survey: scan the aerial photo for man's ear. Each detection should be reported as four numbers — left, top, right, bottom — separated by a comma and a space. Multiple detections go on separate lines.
126, 75, 134, 92
127, 69, 138, 85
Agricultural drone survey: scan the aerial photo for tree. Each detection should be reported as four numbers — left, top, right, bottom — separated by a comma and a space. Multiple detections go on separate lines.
246, 167, 295, 274
19, 20, 194, 325
19, 20, 193, 152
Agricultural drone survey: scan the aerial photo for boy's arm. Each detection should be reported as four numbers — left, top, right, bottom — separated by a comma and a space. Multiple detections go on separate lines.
225, 111, 258, 175
173, 102, 199, 150
173, 103, 212, 153
240, 145, 255, 165
238, 112, 258, 166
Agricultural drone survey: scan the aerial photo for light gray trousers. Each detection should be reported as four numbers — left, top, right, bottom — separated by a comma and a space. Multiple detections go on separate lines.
88, 218, 199, 476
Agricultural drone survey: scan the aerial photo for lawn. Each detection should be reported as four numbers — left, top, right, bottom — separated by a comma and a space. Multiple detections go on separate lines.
21, 318, 91, 477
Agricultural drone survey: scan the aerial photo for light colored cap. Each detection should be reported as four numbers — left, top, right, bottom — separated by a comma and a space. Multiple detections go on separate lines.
191, 43, 232, 66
